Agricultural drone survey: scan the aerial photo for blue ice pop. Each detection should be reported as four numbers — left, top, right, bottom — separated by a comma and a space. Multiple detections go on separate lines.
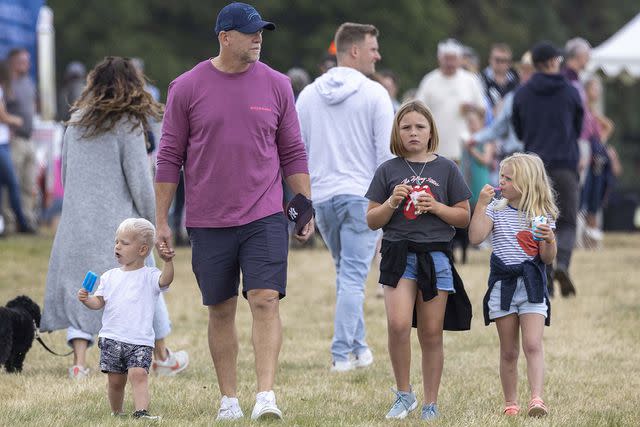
82, 271, 98, 292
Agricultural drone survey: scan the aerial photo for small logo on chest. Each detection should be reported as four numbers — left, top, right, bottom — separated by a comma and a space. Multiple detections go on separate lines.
250, 106, 273, 112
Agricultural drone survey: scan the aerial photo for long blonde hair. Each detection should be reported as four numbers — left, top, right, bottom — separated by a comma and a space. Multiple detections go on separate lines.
494, 153, 559, 221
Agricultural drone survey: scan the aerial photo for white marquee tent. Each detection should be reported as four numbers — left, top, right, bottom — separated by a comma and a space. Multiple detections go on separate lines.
588, 13, 640, 82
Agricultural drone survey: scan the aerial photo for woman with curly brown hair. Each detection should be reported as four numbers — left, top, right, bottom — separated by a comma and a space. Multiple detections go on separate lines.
41, 57, 188, 386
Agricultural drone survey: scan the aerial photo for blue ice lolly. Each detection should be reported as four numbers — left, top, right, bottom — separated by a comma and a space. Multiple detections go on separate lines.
82, 271, 98, 292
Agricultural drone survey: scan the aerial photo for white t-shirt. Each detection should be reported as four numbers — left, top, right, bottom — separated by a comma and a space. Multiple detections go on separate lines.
415, 69, 485, 162
94, 266, 166, 347
0, 87, 10, 144
485, 200, 556, 265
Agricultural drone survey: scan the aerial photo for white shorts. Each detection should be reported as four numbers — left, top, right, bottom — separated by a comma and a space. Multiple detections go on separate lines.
488, 277, 548, 320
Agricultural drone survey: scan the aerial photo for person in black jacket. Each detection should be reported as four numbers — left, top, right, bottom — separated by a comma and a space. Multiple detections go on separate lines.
512, 41, 583, 297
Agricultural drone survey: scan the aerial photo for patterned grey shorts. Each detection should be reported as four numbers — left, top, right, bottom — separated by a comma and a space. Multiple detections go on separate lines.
98, 337, 153, 374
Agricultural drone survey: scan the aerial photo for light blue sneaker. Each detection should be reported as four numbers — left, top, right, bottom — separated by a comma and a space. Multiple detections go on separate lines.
385, 388, 417, 419
421, 402, 439, 420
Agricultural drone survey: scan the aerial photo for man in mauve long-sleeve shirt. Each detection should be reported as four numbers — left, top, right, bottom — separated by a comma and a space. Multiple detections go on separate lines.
155, 2, 313, 421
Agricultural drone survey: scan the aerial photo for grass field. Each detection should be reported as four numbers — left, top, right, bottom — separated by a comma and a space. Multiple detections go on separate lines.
1, 231, 639, 426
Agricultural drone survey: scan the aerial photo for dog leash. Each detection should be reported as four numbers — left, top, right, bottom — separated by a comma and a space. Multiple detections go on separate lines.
33, 321, 73, 357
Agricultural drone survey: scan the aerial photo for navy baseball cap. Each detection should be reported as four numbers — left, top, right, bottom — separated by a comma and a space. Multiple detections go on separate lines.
531, 41, 563, 64
215, 2, 276, 35
286, 194, 314, 236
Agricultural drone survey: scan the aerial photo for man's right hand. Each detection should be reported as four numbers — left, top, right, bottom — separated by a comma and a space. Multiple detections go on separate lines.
155, 221, 174, 254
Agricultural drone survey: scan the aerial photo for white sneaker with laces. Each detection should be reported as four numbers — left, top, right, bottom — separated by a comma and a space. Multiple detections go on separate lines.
251, 390, 282, 420
353, 348, 373, 368
68, 365, 90, 379
216, 395, 244, 421
151, 348, 189, 376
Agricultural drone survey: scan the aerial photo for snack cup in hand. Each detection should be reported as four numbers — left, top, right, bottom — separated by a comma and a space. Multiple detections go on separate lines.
410, 190, 428, 215
531, 216, 547, 241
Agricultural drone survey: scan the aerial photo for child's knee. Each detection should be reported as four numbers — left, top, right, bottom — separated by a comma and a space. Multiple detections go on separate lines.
501, 347, 519, 363
108, 373, 127, 387
522, 341, 543, 357
128, 367, 148, 383
387, 319, 411, 339
418, 329, 443, 348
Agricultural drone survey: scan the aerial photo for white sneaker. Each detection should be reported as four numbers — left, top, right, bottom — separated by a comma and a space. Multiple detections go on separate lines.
216, 395, 244, 420
330, 359, 354, 372
353, 348, 373, 368
151, 348, 189, 376
68, 365, 90, 379
585, 227, 604, 241
251, 390, 282, 420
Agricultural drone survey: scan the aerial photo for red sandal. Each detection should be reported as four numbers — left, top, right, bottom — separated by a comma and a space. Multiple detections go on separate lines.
503, 404, 520, 416
528, 397, 548, 417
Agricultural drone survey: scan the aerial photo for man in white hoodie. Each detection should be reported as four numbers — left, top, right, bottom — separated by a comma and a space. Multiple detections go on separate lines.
296, 22, 394, 372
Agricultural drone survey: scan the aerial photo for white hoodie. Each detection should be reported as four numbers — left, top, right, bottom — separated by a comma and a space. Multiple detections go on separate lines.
296, 67, 395, 204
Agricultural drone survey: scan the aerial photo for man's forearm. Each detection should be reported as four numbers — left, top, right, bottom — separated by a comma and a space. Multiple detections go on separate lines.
284, 173, 311, 198
155, 182, 178, 224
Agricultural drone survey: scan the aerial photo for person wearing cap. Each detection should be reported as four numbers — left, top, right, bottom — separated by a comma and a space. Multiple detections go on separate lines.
296, 22, 394, 373
155, 1, 313, 421
415, 38, 486, 164
512, 41, 584, 298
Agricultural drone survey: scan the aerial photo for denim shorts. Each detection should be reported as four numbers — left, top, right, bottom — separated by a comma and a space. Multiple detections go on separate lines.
188, 213, 289, 305
488, 277, 548, 320
401, 251, 455, 293
98, 337, 153, 374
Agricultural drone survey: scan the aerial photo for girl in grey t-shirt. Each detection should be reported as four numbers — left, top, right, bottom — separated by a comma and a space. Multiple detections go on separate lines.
365, 100, 471, 421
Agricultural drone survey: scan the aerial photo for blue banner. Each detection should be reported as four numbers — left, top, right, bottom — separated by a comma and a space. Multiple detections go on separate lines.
0, 0, 45, 79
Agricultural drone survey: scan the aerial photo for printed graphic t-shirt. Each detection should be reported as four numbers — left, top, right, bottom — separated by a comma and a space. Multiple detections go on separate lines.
366, 155, 471, 243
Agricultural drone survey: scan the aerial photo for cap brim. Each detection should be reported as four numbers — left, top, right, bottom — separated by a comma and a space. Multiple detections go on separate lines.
237, 20, 276, 34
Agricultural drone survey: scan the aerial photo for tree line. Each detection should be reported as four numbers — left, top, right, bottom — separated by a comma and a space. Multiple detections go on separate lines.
49, 0, 639, 189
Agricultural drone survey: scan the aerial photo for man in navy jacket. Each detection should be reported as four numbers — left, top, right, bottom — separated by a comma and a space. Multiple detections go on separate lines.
512, 41, 583, 298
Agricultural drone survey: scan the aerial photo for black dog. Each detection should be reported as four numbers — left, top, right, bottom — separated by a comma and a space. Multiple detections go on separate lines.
0, 296, 41, 373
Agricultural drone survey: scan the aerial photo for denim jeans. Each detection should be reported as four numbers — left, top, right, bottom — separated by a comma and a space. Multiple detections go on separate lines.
315, 195, 379, 362
0, 144, 29, 229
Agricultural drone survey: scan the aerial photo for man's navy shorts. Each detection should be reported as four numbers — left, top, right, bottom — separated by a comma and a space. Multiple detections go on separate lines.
188, 212, 289, 305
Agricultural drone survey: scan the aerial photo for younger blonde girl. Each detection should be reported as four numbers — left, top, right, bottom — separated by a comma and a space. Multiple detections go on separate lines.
469, 152, 558, 417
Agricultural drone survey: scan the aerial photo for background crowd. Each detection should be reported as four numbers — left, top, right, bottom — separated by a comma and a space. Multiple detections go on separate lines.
1, 36, 624, 252
0, 1, 638, 422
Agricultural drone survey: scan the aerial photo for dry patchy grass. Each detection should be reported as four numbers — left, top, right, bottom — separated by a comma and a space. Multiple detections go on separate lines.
0, 231, 639, 426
